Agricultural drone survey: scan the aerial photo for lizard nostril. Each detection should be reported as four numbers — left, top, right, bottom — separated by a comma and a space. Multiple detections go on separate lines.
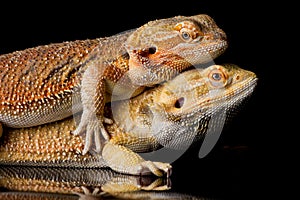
148, 47, 156, 54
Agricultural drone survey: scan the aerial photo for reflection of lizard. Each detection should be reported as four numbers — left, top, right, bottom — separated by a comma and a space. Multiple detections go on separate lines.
0, 14, 227, 155
0, 166, 171, 197
0, 166, 209, 200
0, 64, 257, 177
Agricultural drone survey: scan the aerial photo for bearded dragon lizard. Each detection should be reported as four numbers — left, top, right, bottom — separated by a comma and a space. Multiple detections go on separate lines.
0, 14, 227, 155
0, 64, 257, 177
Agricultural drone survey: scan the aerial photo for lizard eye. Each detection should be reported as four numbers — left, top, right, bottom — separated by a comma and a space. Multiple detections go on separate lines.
211, 72, 222, 81
174, 97, 185, 108
174, 21, 204, 43
179, 28, 195, 42
208, 69, 227, 88
181, 31, 191, 40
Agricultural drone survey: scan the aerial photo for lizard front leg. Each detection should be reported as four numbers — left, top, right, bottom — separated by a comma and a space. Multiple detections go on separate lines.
102, 141, 172, 177
73, 62, 112, 155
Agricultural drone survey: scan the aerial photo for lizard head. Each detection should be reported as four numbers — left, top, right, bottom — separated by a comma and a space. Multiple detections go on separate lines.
139, 64, 257, 149
125, 14, 228, 86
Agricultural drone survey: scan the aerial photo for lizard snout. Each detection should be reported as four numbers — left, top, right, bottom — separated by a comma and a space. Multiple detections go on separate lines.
215, 29, 227, 41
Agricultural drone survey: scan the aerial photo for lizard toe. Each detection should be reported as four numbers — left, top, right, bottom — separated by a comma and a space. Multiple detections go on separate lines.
153, 162, 172, 177
82, 119, 110, 155
103, 117, 113, 124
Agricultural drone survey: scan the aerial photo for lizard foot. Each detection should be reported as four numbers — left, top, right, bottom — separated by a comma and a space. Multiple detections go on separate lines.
73, 112, 113, 155
103, 142, 172, 177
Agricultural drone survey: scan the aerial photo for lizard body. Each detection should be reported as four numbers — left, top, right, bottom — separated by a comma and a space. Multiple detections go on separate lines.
0, 64, 257, 177
0, 14, 227, 155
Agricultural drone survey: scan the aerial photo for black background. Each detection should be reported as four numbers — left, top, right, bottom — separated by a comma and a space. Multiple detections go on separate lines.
0, 1, 287, 199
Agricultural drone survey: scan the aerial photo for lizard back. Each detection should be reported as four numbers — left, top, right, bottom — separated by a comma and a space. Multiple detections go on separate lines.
0, 31, 133, 128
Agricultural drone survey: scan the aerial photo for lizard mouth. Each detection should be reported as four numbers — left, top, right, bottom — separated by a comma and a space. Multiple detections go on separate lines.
169, 39, 228, 65
196, 40, 228, 61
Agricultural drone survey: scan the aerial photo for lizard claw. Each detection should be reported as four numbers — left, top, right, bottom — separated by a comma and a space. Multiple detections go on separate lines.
73, 112, 112, 155
73, 186, 104, 199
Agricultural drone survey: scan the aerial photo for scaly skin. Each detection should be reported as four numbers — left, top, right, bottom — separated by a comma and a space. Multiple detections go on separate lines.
0, 64, 257, 177
0, 166, 171, 198
0, 167, 209, 200
0, 14, 227, 155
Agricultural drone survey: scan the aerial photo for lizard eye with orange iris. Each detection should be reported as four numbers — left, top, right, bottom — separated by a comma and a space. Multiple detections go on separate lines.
208, 69, 227, 88
174, 21, 204, 42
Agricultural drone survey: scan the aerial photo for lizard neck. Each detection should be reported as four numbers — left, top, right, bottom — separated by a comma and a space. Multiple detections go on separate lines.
107, 88, 162, 152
